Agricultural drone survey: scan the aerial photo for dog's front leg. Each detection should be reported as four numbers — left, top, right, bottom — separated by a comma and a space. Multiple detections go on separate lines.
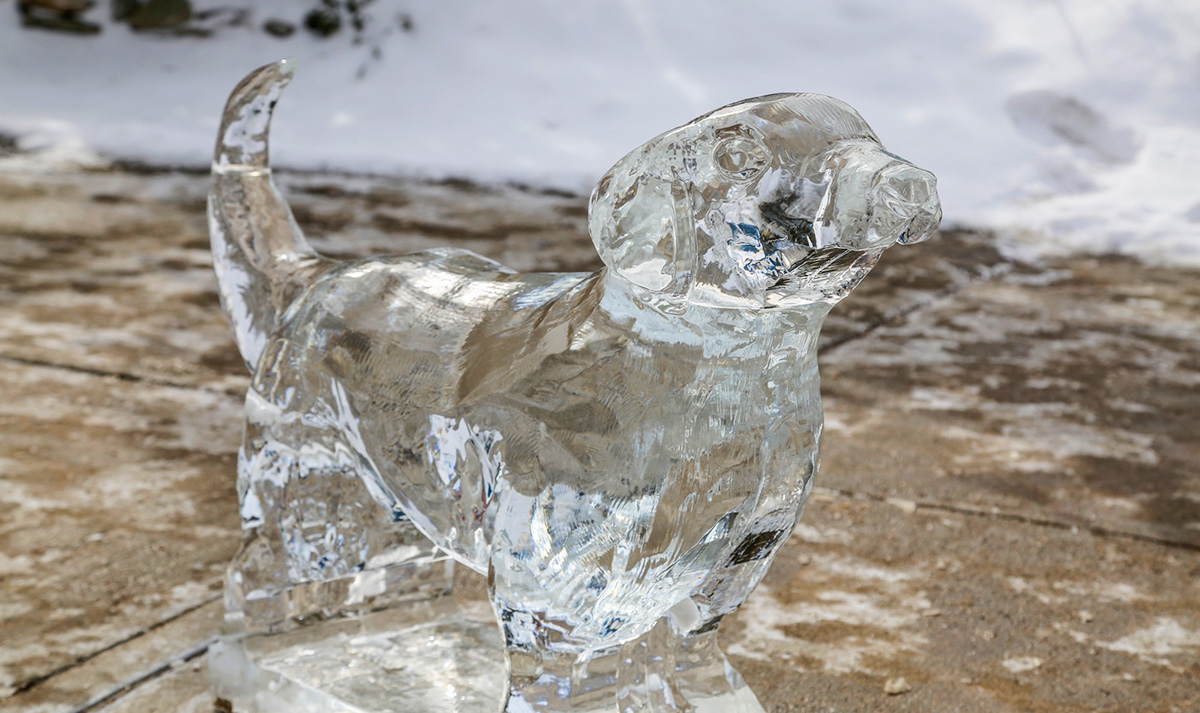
493, 601, 624, 713
612, 606, 766, 713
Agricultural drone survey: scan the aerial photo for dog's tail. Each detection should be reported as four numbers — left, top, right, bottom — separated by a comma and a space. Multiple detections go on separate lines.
208, 59, 333, 372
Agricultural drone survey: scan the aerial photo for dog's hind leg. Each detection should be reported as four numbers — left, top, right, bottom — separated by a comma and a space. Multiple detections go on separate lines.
224, 377, 457, 635
208, 59, 333, 372
208, 62, 457, 637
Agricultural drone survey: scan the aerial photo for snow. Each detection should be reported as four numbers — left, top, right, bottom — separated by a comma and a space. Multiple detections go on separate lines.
1, 0, 1198, 265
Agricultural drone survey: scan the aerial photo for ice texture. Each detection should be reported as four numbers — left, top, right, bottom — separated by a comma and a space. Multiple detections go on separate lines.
208, 60, 940, 712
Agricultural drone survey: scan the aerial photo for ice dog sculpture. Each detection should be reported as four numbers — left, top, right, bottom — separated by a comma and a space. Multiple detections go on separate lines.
209, 60, 940, 712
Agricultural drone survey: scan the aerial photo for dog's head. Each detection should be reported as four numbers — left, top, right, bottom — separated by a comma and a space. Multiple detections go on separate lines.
589, 94, 941, 312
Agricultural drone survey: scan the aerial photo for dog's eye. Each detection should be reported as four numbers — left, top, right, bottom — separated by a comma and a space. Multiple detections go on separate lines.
713, 136, 769, 181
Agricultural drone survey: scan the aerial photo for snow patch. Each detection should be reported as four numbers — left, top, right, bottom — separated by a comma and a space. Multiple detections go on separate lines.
0, 118, 108, 173
1008, 576, 1151, 606
1095, 618, 1200, 671
789, 523, 853, 545
728, 555, 930, 674
1001, 656, 1043, 673
0, 1, 1197, 264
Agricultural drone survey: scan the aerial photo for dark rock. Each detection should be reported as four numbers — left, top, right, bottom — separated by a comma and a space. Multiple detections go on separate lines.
190, 6, 250, 33
263, 18, 296, 38
20, 0, 94, 13
19, 11, 101, 34
125, 0, 192, 30
111, 0, 137, 21
304, 6, 341, 37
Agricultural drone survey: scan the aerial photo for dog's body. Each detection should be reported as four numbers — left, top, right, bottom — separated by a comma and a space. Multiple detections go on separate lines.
247, 248, 821, 646
210, 61, 940, 710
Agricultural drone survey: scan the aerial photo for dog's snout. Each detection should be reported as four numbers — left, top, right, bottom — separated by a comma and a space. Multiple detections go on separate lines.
872, 163, 941, 245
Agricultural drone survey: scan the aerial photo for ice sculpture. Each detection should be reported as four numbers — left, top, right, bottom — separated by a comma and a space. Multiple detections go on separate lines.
207, 60, 940, 713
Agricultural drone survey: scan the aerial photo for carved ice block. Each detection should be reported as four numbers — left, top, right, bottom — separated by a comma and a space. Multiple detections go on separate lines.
206, 59, 940, 712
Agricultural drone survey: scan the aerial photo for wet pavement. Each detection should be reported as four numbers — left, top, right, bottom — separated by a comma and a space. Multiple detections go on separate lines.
1, 168, 1197, 712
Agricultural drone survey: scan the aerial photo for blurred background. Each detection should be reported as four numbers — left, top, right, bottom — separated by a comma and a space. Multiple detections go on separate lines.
2, 0, 1198, 263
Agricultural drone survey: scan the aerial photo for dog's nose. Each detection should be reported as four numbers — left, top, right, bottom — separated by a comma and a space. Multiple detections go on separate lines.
871, 163, 941, 245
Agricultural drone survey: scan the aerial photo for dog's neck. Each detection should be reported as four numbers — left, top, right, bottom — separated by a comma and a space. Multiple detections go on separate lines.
591, 270, 829, 359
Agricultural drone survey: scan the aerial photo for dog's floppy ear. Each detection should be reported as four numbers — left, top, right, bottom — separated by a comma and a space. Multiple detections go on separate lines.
588, 144, 696, 312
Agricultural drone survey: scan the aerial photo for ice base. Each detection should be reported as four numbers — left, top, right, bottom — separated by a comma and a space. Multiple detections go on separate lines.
209, 600, 507, 713
208, 595, 767, 713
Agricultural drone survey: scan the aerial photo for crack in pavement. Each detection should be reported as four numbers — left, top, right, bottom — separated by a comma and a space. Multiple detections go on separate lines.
0, 354, 245, 396
67, 640, 214, 713
6, 593, 222, 699
814, 486, 1200, 554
